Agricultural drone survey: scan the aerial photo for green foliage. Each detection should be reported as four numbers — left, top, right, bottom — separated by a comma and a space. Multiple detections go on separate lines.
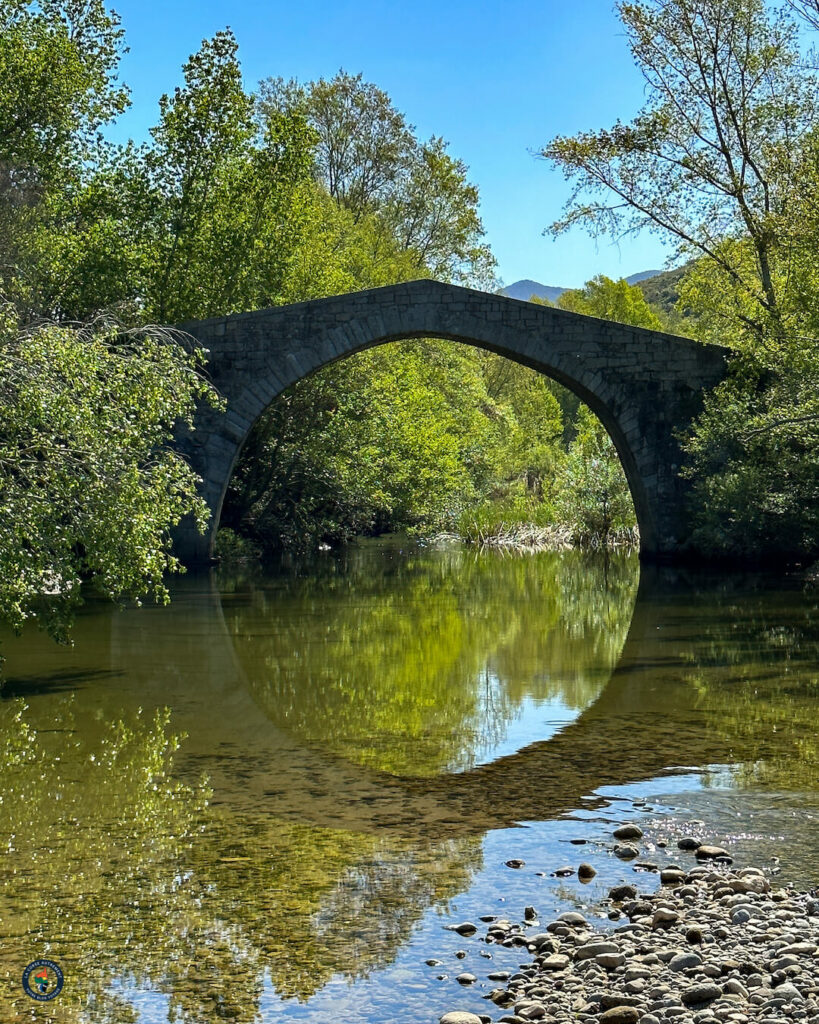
223, 342, 518, 548
0, 0, 128, 179
682, 351, 819, 557
543, 0, 819, 559
557, 274, 666, 331
0, 0, 130, 318
557, 406, 637, 545
142, 31, 317, 323
258, 70, 497, 287
0, 312, 217, 638
228, 544, 639, 776
544, 0, 814, 343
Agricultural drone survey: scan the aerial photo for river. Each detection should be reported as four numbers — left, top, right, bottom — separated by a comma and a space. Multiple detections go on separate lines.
1, 539, 818, 1022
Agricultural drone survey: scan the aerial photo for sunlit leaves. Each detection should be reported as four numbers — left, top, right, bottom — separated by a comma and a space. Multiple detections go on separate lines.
0, 314, 218, 637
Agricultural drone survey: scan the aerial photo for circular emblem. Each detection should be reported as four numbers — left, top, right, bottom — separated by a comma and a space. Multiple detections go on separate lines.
22, 959, 63, 1001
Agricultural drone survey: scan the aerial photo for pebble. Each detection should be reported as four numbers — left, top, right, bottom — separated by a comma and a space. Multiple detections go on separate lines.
669, 952, 702, 971
451, 921, 478, 935
600, 1009, 640, 1024
440, 1014, 484, 1024
579, 863, 597, 881
696, 845, 731, 861
681, 982, 722, 1006
614, 825, 645, 841
610, 884, 639, 902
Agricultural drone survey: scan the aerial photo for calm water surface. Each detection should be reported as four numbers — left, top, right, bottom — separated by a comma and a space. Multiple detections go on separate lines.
2, 540, 819, 1023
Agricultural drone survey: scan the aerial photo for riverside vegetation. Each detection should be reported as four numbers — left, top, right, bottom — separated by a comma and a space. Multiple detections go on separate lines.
6, 0, 819, 644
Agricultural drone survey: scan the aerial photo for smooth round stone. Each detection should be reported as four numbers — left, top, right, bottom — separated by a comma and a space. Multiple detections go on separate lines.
610, 884, 639, 902
455, 972, 477, 985
669, 952, 703, 971
678, 837, 703, 851
773, 981, 803, 1001
505, 859, 525, 869
596, 952, 626, 969
440, 1013, 484, 1024
615, 843, 641, 860
524, 906, 538, 921
722, 978, 749, 999
681, 983, 722, 1006
448, 921, 478, 936
695, 846, 730, 860
576, 941, 620, 960
600, 1008, 640, 1024
652, 908, 680, 927
540, 954, 571, 971
559, 912, 588, 926
732, 909, 751, 925
614, 825, 645, 841
578, 863, 597, 881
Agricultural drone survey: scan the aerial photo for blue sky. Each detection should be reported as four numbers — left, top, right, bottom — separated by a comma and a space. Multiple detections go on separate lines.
106, 0, 674, 289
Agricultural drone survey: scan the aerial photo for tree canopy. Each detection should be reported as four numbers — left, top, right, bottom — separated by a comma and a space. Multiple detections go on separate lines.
544, 0, 819, 559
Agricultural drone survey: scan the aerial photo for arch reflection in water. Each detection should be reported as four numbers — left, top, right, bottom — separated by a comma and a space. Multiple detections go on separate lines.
222, 541, 639, 776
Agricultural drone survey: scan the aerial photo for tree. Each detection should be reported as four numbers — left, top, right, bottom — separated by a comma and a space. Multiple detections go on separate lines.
221, 342, 510, 550
542, 0, 819, 559
557, 274, 667, 330
543, 0, 815, 345
0, 309, 217, 639
258, 70, 496, 287
142, 31, 316, 323
259, 71, 414, 216
0, 0, 130, 319
557, 406, 637, 545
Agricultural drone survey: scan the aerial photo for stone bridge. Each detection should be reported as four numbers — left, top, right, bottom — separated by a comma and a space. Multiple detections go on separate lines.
175, 279, 729, 563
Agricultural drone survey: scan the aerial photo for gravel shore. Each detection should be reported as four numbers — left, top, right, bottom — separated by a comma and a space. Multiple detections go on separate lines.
439, 828, 819, 1024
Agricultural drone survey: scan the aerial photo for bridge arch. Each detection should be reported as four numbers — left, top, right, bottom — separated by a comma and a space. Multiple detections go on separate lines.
174, 279, 728, 563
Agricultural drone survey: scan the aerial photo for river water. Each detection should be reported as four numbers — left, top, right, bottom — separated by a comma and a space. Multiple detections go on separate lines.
1, 540, 819, 1023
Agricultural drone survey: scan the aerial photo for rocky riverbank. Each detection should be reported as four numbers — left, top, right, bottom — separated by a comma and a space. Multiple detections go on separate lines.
439, 827, 819, 1024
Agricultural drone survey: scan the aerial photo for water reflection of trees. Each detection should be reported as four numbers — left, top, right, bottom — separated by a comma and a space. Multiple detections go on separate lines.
0, 700, 481, 1022
220, 544, 639, 775
651, 576, 819, 792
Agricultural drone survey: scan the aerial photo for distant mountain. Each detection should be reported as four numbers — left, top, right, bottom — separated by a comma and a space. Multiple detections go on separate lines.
501, 269, 662, 304
625, 269, 662, 285
500, 279, 566, 302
